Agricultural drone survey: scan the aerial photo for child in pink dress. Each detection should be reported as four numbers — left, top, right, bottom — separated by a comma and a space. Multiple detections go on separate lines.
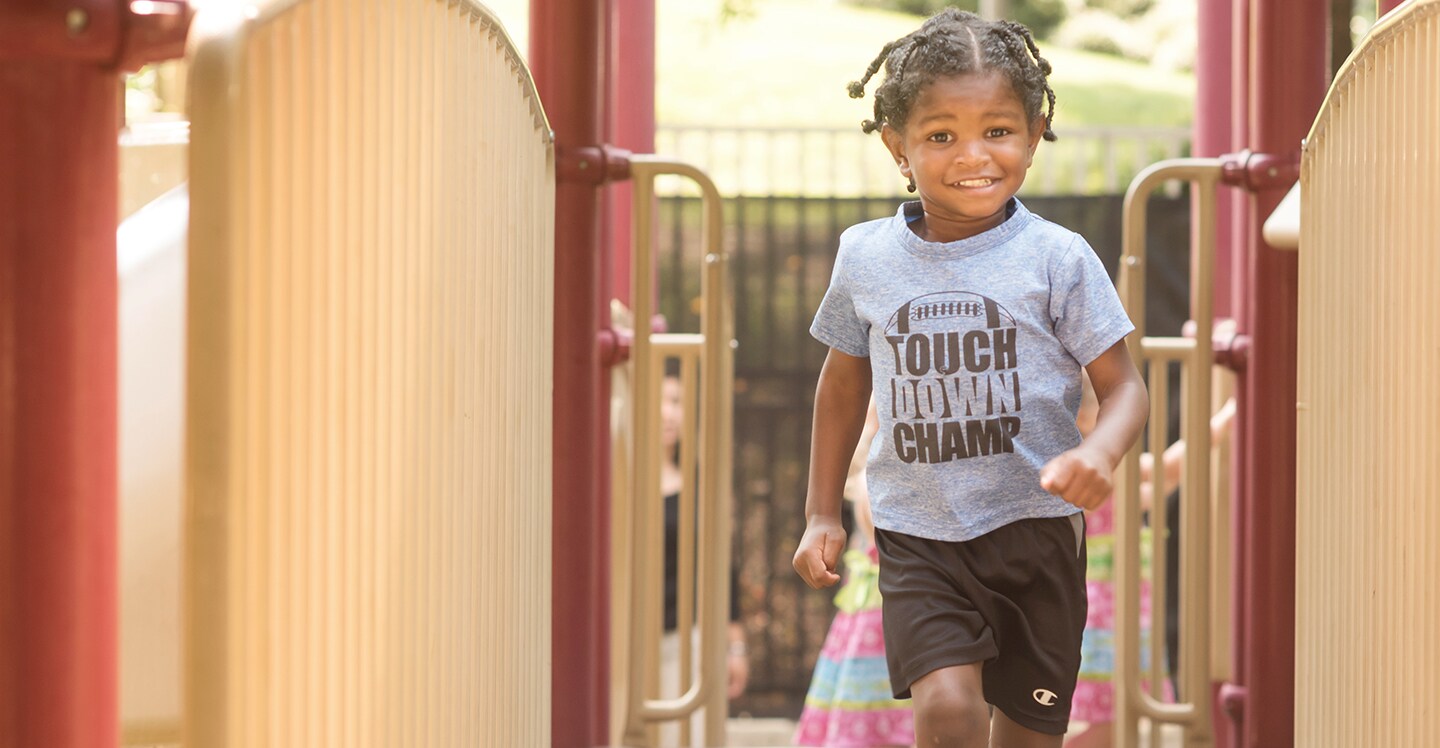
1067, 384, 1233, 746
795, 402, 915, 748
1065, 376, 1164, 746
1066, 492, 1162, 746
1063, 378, 1156, 745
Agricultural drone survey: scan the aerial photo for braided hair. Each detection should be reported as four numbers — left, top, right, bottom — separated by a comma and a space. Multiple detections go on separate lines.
848, 9, 1058, 142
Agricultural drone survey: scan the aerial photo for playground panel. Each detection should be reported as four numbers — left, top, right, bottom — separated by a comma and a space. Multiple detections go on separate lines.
1296, 3, 1440, 746
182, 0, 554, 744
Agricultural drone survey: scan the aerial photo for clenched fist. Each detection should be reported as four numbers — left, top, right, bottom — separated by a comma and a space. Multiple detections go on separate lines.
792, 516, 847, 589
1039, 446, 1115, 510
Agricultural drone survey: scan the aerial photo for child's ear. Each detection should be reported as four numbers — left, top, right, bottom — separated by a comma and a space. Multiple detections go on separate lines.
1026, 116, 1046, 166
880, 125, 910, 177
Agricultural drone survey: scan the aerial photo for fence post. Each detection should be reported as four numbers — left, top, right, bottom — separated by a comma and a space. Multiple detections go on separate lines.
0, 2, 189, 746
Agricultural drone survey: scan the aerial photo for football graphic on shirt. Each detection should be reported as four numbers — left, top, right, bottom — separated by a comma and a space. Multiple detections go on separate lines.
884, 291, 1016, 336
883, 291, 1022, 464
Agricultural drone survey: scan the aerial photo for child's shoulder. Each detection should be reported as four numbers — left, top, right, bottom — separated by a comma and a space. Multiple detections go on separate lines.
1018, 207, 1088, 255
838, 212, 896, 246
830, 212, 900, 267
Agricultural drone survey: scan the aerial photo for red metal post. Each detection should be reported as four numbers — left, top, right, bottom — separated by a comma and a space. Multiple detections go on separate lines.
531, 1, 612, 745
1194, 4, 1236, 745
1230, 1, 1328, 746
1195, 0, 1236, 321
0, 2, 188, 746
1219, 3, 1252, 744
0, 57, 120, 748
1229, 0, 1252, 329
606, 0, 656, 309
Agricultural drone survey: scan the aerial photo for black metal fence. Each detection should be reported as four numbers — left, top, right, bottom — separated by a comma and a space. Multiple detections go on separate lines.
656, 193, 1193, 718
655, 125, 1192, 198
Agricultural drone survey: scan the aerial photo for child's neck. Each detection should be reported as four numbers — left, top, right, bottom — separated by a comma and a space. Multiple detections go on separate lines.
907, 199, 1013, 243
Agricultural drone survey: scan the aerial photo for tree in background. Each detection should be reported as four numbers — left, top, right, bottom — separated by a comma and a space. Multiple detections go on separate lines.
1052, 0, 1378, 74
1332, 0, 1378, 75
1051, 0, 1194, 71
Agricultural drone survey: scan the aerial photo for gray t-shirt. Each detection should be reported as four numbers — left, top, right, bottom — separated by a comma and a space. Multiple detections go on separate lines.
810, 199, 1134, 542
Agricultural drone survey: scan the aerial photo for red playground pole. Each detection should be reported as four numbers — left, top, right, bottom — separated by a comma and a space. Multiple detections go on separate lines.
1195, 0, 1236, 321
1223, 1, 1328, 746
0, 2, 188, 746
532, 0, 633, 745
1195, 2, 1237, 744
606, 0, 656, 309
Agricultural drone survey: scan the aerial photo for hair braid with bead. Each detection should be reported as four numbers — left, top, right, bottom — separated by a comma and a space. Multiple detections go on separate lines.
846, 9, 1059, 141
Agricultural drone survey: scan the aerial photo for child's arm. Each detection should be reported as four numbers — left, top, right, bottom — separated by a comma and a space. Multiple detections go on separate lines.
726, 620, 749, 699
1041, 339, 1148, 510
1140, 395, 1236, 507
844, 399, 881, 547
792, 348, 872, 589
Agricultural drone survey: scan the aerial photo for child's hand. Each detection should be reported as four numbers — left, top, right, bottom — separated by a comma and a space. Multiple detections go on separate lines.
1039, 446, 1114, 510
1139, 452, 1156, 511
792, 517, 847, 589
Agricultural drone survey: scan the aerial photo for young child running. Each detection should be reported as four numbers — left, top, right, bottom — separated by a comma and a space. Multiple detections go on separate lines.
792, 10, 1148, 748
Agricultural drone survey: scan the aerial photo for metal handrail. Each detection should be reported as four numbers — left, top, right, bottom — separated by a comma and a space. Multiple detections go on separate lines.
620, 156, 733, 747
1115, 158, 1222, 747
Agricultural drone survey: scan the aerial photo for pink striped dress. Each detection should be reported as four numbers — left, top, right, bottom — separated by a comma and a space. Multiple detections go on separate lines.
794, 546, 915, 748
1071, 500, 1171, 723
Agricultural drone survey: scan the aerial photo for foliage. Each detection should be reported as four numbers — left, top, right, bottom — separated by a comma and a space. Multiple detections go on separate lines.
720, 0, 759, 23
843, 0, 1068, 40
1081, 0, 1153, 15
1053, 0, 1194, 71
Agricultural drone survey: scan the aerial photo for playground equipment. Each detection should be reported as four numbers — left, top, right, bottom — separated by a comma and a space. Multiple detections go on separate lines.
180, 1, 555, 743
1295, 2, 1440, 745
2, 0, 1436, 746
610, 157, 735, 747
1115, 158, 1227, 748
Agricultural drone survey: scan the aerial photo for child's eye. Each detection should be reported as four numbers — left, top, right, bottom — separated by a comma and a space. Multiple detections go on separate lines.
987, 128, 1012, 138
928, 132, 951, 144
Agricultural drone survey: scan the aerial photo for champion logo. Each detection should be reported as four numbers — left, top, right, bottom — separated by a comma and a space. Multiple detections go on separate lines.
1032, 688, 1058, 707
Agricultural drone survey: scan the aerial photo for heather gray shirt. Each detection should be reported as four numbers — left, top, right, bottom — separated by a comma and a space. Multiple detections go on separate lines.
810, 199, 1134, 542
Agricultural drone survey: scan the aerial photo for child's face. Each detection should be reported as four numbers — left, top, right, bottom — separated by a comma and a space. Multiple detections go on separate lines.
881, 71, 1045, 243
660, 376, 683, 449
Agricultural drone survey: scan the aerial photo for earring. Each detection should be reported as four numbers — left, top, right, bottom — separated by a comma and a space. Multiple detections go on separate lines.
906, 176, 916, 193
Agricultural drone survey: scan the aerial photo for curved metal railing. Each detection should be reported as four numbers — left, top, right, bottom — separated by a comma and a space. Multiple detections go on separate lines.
1115, 158, 1226, 748
613, 156, 734, 748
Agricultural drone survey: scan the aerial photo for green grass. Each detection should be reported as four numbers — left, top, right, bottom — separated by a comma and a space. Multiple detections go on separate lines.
655, 0, 1193, 130
480, 0, 1193, 130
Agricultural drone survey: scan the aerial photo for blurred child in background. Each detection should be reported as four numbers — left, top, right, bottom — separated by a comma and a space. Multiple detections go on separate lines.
796, 399, 915, 748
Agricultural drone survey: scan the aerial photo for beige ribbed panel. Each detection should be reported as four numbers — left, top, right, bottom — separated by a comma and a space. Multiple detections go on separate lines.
186, 1, 554, 746
1296, 2, 1439, 746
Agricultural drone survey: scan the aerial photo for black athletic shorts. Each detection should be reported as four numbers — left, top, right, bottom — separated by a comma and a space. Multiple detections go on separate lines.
874, 514, 1087, 736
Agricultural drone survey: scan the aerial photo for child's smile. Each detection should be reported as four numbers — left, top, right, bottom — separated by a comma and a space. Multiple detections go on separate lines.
882, 72, 1045, 244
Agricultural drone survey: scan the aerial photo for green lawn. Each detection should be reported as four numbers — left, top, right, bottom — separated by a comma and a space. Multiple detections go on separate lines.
656, 0, 1193, 130
482, 0, 1193, 131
